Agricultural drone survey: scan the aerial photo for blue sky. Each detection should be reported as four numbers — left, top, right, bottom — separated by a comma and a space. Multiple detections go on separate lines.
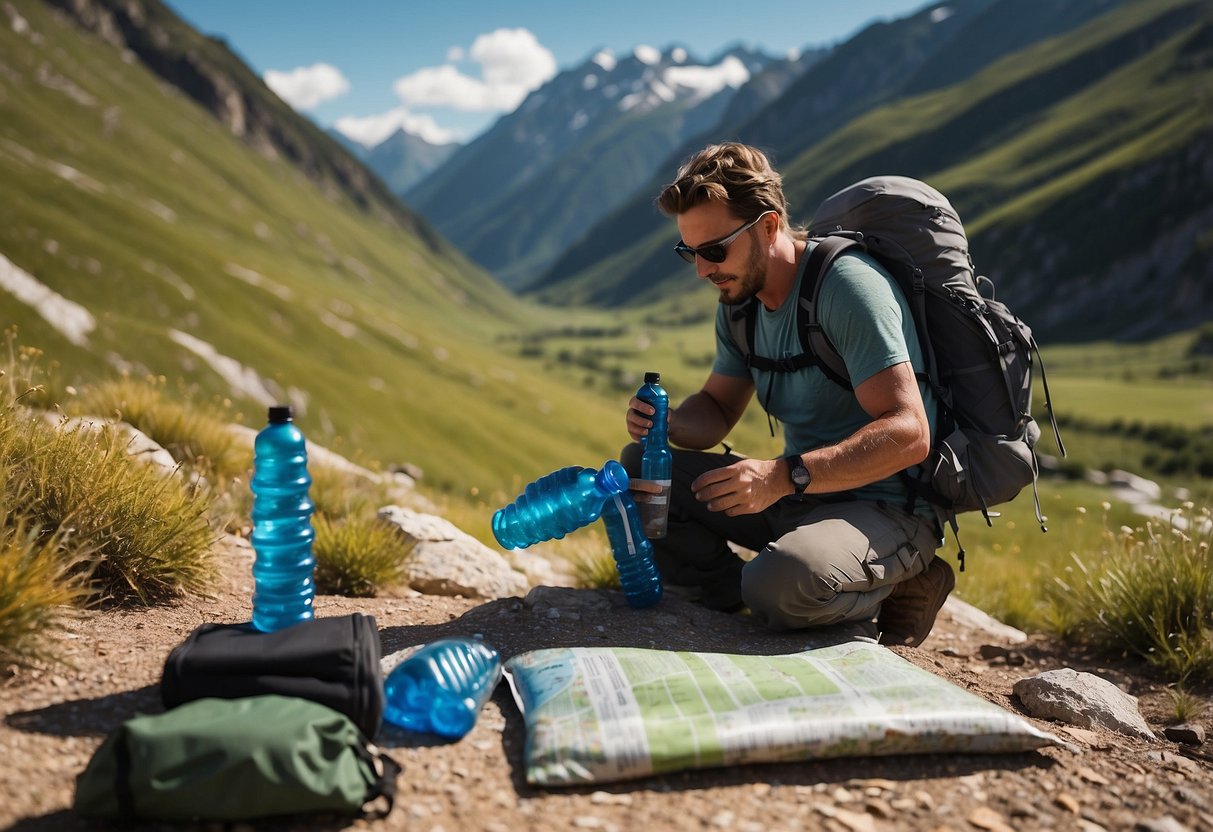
166, 0, 931, 147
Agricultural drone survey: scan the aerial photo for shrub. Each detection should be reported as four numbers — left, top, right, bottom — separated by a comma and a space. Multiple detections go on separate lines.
568, 532, 621, 591
313, 513, 412, 597
0, 403, 216, 604
73, 376, 252, 482
0, 510, 90, 665
309, 465, 395, 521
1056, 504, 1213, 683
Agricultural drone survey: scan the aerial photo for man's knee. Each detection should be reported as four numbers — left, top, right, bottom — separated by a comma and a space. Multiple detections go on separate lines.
740, 545, 838, 630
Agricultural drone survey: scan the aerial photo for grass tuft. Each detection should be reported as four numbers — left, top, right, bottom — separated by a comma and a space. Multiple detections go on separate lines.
1056, 504, 1213, 683
313, 513, 412, 597
1166, 685, 1208, 725
72, 375, 252, 482
0, 509, 90, 666
0, 399, 216, 605
568, 530, 622, 591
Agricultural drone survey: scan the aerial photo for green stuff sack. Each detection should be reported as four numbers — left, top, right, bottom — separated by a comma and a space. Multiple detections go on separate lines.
74, 695, 401, 822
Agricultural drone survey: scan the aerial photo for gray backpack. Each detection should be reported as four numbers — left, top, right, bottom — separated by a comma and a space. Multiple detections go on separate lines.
726, 176, 1064, 569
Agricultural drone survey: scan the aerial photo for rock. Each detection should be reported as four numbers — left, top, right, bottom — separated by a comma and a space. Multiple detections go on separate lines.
504, 547, 576, 588
56, 414, 178, 474
941, 596, 1028, 644
380, 506, 527, 599
1013, 668, 1156, 741
1106, 469, 1161, 503
1163, 724, 1205, 746
1135, 817, 1193, 832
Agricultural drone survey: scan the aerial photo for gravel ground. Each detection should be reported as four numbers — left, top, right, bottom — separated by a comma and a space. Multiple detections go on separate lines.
2, 541, 1211, 832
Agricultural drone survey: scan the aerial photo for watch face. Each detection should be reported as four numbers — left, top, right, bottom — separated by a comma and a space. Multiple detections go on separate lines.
786, 456, 810, 491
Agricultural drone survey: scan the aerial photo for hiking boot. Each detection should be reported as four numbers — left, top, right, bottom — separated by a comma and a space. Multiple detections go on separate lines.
878, 556, 955, 647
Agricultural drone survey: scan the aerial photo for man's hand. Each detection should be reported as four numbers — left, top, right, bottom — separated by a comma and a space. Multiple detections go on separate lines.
625, 395, 656, 443
691, 458, 787, 516
628, 477, 663, 506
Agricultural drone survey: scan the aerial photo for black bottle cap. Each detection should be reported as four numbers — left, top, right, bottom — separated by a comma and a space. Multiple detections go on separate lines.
644, 371, 660, 384
268, 405, 293, 423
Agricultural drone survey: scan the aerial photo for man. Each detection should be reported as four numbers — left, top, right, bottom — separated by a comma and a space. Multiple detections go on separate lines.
623, 142, 953, 646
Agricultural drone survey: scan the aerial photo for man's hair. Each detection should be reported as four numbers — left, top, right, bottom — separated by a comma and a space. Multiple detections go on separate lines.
655, 142, 803, 237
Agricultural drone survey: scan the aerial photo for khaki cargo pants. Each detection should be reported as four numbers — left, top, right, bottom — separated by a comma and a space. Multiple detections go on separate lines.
621, 444, 941, 631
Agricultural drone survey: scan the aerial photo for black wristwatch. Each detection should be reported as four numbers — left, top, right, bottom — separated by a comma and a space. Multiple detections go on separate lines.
784, 454, 811, 496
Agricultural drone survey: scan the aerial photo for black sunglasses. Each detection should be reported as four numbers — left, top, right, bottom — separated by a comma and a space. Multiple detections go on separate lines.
673, 210, 775, 264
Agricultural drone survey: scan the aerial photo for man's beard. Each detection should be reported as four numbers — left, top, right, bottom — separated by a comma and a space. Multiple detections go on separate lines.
715, 237, 767, 305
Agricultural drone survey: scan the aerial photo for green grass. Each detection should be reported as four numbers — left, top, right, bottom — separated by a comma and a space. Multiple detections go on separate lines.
1058, 504, 1213, 683
313, 513, 412, 597
0, 509, 89, 666
72, 375, 253, 481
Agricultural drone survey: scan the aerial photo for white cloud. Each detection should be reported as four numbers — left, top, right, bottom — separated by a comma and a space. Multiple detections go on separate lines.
263, 63, 350, 110
393, 27, 555, 113
446, 45, 465, 62
334, 107, 460, 147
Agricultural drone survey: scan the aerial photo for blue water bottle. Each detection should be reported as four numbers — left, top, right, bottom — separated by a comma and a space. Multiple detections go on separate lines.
492, 461, 629, 549
383, 637, 503, 739
637, 371, 672, 539
602, 492, 663, 609
249, 405, 316, 632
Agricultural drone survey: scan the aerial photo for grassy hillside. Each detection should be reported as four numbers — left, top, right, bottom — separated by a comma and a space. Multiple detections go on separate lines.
0, 0, 641, 502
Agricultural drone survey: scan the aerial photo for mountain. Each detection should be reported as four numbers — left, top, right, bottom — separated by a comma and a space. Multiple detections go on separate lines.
531, 0, 1213, 342
360, 128, 460, 196
0, 0, 628, 494
406, 45, 822, 289
42, 0, 436, 242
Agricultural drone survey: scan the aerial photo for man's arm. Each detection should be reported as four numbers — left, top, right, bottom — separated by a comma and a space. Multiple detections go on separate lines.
691, 361, 930, 515
627, 372, 754, 451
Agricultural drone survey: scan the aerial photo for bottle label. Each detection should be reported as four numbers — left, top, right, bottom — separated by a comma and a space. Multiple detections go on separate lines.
639, 480, 671, 539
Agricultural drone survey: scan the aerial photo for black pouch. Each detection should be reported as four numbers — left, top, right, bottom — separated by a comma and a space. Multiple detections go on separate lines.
160, 613, 384, 739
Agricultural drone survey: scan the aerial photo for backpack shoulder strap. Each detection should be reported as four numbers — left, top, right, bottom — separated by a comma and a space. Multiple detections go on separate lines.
723, 235, 864, 390
725, 298, 756, 362
798, 234, 865, 389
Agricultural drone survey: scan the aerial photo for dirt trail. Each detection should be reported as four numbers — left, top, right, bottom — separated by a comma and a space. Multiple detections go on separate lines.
2, 542, 1210, 832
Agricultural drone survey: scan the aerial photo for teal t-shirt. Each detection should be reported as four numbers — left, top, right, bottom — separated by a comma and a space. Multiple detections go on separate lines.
713, 246, 937, 510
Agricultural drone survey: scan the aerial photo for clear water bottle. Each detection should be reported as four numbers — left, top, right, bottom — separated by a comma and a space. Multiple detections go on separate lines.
602, 492, 663, 609
249, 405, 316, 632
637, 372, 672, 539
383, 637, 503, 739
492, 460, 629, 549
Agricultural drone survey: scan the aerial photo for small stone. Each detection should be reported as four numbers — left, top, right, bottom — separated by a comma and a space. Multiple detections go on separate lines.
968, 806, 1015, 832
815, 804, 876, 832
865, 798, 895, 819
1077, 765, 1110, 785
590, 791, 633, 806
1135, 817, 1193, 832
832, 787, 857, 803
573, 817, 603, 829
1164, 724, 1205, 746
1056, 793, 1081, 814
710, 811, 735, 827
